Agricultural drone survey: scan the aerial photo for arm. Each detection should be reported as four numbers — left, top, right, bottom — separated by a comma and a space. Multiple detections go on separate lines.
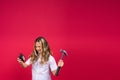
52, 60, 64, 76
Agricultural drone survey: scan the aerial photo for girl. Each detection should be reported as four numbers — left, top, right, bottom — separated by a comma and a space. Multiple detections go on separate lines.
17, 36, 64, 80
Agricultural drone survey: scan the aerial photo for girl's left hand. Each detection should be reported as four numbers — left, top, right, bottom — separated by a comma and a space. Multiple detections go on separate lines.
58, 60, 64, 67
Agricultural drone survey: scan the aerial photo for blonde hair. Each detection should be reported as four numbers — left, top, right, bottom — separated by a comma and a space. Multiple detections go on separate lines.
30, 36, 52, 64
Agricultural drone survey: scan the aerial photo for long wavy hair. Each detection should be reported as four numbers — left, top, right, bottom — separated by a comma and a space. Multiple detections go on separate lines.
30, 36, 52, 64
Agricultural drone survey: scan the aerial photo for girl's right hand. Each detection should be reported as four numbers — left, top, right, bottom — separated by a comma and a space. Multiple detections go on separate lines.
17, 58, 23, 63
17, 58, 28, 68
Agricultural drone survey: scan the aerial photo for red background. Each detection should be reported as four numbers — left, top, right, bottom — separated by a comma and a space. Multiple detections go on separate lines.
0, 0, 120, 80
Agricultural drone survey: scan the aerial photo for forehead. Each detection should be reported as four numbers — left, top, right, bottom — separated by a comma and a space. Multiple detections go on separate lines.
35, 41, 42, 46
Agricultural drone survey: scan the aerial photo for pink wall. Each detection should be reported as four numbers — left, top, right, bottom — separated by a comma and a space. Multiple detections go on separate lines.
0, 0, 120, 80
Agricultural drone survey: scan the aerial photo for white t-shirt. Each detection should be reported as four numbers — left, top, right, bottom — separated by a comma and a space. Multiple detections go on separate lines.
25, 55, 57, 80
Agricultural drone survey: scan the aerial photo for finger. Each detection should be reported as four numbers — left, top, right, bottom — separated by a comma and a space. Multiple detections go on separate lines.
17, 58, 20, 61
58, 61, 64, 67
17, 59, 23, 63
17, 59, 21, 62
59, 59, 63, 62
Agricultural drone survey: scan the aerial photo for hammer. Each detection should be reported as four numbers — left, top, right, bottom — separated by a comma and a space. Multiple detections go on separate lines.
55, 49, 68, 76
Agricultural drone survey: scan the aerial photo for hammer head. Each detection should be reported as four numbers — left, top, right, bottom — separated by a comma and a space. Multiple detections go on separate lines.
60, 49, 68, 57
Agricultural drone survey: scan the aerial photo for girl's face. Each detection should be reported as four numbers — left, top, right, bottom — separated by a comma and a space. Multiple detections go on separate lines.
35, 41, 42, 54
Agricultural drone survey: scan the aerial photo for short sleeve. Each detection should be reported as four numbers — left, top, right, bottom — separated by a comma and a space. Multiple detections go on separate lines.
25, 58, 32, 66
49, 55, 57, 71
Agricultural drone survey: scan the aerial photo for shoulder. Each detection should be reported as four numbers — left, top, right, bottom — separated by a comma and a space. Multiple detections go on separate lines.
49, 55, 56, 62
49, 55, 54, 59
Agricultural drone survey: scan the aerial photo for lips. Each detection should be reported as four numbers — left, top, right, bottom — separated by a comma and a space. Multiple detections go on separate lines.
38, 49, 41, 53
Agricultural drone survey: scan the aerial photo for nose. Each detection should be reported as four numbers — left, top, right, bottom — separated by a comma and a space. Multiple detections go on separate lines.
36, 47, 40, 50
